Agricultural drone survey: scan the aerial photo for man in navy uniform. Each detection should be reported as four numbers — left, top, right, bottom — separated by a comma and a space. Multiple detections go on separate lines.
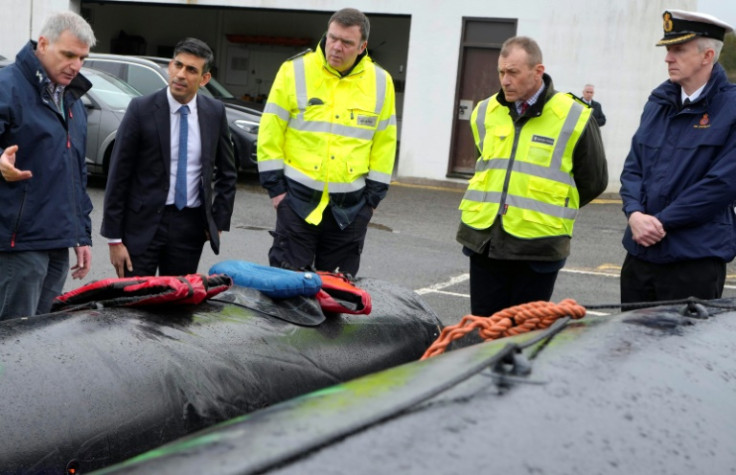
619, 10, 736, 304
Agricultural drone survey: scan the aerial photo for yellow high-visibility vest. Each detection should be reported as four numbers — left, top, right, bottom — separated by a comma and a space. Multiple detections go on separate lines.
459, 93, 591, 238
258, 47, 397, 224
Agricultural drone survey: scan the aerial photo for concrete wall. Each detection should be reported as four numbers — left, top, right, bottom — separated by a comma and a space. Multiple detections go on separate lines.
0, 0, 697, 193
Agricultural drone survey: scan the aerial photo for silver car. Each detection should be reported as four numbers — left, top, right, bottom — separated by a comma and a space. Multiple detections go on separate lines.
80, 67, 141, 176
84, 53, 261, 172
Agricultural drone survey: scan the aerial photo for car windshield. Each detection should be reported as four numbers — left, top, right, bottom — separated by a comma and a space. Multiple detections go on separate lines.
83, 68, 141, 109
205, 77, 236, 99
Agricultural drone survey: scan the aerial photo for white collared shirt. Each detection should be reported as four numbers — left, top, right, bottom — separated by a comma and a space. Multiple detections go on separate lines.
681, 83, 706, 105
166, 88, 203, 207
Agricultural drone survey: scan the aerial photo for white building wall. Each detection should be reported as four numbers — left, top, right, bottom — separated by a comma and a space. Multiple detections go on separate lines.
0, 0, 697, 193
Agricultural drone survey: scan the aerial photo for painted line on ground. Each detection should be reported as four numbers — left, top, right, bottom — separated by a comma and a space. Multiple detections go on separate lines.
415, 272, 612, 316
415, 266, 736, 316
414, 273, 469, 295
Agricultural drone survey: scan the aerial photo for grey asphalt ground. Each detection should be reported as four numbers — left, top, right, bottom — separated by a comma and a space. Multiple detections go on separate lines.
76, 175, 736, 327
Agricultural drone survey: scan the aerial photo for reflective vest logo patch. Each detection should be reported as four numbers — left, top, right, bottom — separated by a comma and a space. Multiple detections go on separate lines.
531, 134, 555, 145
357, 115, 377, 127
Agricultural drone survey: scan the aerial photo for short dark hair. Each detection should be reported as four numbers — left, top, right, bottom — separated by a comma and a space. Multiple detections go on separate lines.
500, 36, 543, 67
329, 8, 370, 42
173, 37, 214, 73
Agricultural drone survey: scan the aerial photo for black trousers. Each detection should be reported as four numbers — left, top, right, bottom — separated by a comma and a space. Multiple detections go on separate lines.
127, 205, 207, 277
620, 254, 726, 305
269, 201, 372, 276
469, 253, 560, 317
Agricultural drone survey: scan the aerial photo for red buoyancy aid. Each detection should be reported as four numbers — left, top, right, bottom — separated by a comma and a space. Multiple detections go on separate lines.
315, 272, 372, 315
51, 274, 233, 311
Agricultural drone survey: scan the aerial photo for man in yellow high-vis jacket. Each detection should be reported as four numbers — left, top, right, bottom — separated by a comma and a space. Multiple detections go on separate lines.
456, 36, 608, 317
257, 8, 397, 277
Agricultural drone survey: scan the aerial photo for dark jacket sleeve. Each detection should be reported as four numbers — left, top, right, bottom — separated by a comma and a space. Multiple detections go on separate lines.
573, 118, 608, 207
212, 105, 237, 232
100, 98, 142, 240
593, 101, 606, 127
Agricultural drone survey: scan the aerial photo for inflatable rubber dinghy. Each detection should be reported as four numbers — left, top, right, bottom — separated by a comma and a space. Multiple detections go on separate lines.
0, 278, 441, 473
92, 301, 736, 475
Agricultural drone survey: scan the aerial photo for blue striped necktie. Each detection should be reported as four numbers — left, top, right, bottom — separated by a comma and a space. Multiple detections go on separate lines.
175, 105, 189, 210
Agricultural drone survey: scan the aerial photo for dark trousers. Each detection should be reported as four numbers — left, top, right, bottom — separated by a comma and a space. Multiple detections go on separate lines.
469, 253, 560, 317
269, 201, 372, 276
0, 249, 69, 319
127, 205, 206, 277
620, 254, 726, 305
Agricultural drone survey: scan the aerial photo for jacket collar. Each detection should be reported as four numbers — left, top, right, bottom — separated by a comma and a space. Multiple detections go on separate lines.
317, 35, 369, 77
497, 73, 555, 118
652, 62, 729, 108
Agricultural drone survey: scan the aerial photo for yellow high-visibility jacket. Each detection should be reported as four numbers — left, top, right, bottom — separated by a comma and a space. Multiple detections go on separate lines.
258, 43, 397, 227
459, 92, 591, 239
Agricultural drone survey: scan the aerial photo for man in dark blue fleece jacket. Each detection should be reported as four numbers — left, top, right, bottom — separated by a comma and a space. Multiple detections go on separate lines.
0, 11, 96, 319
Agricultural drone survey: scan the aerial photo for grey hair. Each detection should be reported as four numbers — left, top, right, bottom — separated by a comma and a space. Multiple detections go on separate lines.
39, 11, 96, 47
696, 36, 723, 63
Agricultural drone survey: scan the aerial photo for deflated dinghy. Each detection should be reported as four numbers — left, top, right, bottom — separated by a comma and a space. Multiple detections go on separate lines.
92, 299, 736, 475
0, 275, 441, 473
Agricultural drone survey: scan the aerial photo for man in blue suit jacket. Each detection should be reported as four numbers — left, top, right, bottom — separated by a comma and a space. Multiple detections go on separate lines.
101, 38, 237, 277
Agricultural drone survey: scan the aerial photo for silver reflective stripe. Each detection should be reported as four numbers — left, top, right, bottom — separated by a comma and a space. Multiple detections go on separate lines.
376, 115, 396, 131
506, 194, 577, 220
329, 179, 366, 193
284, 165, 367, 192
462, 189, 577, 220
462, 189, 503, 203
513, 161, 576, 187
475, 158, 510, 173
257, 158, 285, 172
284, 166, 323, 190
368, 169, 392, 185
293, 57, 308, 113
550, 101, 583, 170
264, 102, 290, 122
474, 158, 573, 187
474, 99, 490, 150
289, 117, 376, 140
373, 65, 387, 114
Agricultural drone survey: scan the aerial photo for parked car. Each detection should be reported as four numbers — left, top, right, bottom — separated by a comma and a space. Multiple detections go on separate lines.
0, 59, 137, 177
84, 53, 260, 172
79, 67, 142, 176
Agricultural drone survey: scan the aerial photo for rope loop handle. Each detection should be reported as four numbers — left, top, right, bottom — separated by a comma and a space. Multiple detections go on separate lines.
421, 299, 586, 360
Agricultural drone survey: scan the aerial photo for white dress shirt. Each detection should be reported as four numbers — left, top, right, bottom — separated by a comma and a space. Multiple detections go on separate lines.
166, 88, 203, 208
681, 83, 706, 105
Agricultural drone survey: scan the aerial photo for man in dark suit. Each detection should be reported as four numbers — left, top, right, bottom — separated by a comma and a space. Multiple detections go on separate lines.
582, 84, 606, 126
101, 38, 237, 277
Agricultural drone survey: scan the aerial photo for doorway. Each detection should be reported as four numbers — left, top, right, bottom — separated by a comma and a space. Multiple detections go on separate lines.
448, 18, 516, 177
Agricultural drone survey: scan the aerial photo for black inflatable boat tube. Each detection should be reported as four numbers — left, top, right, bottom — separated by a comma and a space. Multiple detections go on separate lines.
0, 279, 441, 473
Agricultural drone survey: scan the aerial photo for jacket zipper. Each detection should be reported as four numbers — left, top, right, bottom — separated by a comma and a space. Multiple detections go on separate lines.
11, 191, 27, 248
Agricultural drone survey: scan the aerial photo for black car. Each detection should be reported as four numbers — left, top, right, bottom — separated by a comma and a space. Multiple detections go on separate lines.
84, 53, 260, 172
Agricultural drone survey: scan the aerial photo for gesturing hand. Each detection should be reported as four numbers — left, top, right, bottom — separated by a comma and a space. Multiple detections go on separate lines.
0, 145, 33, 182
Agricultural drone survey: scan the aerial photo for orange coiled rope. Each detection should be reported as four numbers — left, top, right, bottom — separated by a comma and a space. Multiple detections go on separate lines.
421, 299, 586, 360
